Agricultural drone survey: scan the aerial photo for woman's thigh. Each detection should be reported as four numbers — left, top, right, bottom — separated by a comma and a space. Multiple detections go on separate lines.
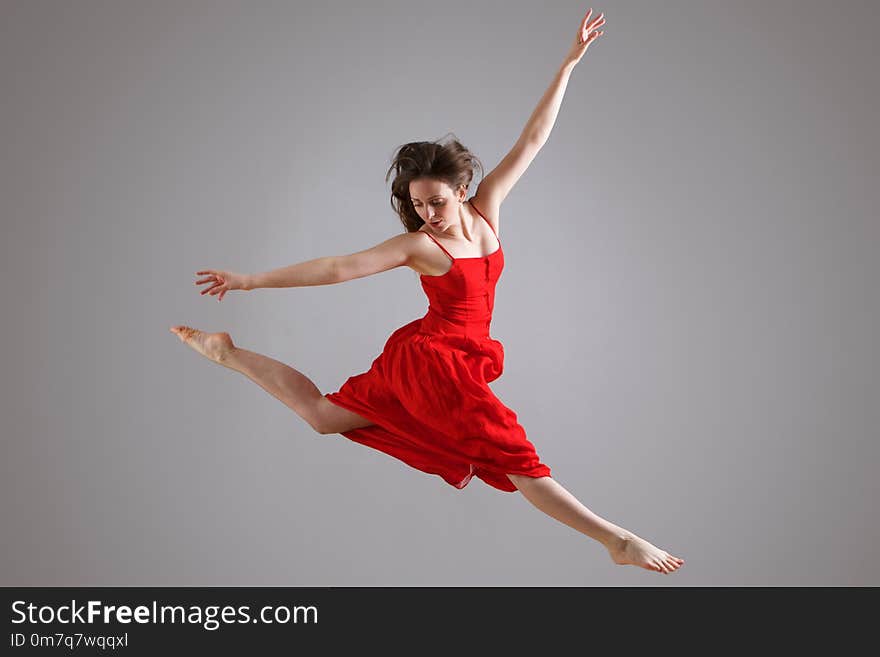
313, 396, 375, 434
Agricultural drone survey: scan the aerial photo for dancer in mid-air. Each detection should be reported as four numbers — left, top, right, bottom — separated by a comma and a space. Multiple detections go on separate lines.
171, 10, 684, 574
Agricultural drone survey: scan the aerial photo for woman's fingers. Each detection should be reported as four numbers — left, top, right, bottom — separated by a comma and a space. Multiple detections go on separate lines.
584, 17, 604, 39
577, 9, 605, 46
582, 10, 603, 29
200, 282, 221, 295
193, 270, 231, 301
196, 272, 225, 288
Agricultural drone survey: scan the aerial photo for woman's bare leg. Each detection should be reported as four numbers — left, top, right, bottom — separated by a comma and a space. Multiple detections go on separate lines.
507, 474, 685, 575
169, 326, 373, 434
170, 328, 683, 572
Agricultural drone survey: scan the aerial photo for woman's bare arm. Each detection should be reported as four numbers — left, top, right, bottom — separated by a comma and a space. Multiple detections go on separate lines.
245, 256, 338, 289
245, 233, 415, 290
521, 9, 605, 144
474, 11, 605, 211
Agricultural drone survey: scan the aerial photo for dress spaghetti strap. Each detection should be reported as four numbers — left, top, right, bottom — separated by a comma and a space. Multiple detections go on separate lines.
422, 231, 455, 262
468, 198, 500, 243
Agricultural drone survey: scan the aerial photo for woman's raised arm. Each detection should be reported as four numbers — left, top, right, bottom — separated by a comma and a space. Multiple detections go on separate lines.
474, 10, 605, 210
521, 8, 605, 144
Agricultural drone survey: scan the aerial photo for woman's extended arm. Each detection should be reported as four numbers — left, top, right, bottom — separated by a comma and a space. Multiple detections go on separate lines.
472, 10, 605, 211
245, 256, 338, 290
194, 234, 414, 300
193, 258, 337, 300
520, 9, 605, 145
520, 63, 576, 145
246, 233, 411, 289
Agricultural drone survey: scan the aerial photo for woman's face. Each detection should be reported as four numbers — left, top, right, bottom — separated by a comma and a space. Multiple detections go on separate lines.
409, 179, 463, 231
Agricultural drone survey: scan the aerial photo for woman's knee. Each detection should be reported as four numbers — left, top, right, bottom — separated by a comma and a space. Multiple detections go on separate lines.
313, 396, 374, 435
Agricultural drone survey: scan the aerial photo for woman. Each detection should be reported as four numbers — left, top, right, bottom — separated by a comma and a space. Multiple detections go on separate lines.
171, 10, 684, 575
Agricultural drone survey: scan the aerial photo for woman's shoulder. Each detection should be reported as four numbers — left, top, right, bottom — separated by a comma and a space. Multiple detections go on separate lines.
403, 228, 439, 258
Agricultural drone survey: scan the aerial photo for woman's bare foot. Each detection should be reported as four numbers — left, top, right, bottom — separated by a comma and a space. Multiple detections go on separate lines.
169, 325, 235, 367
606, 531, 685, 575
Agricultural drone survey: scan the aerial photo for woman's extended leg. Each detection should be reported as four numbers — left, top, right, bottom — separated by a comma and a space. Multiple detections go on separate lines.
507, 474, 685, 575
169, 326, 374, 435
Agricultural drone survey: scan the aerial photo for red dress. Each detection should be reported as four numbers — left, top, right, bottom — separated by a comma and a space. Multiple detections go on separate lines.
324, 198, 552, 492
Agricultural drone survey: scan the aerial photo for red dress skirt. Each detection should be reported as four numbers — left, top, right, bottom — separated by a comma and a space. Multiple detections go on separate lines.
324, 200, 552, 492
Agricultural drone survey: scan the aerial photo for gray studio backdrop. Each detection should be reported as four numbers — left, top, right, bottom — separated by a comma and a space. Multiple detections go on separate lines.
2, 0, 877, 586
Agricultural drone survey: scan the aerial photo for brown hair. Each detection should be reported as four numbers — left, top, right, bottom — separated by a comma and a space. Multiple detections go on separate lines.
385, 133, 484, 233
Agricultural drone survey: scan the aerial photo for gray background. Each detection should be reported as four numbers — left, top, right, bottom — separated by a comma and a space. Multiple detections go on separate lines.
2, 0, 877, 586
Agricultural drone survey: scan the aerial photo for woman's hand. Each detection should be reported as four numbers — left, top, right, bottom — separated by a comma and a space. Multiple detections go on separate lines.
565, 8, 605, 66
194, 269, 250, 301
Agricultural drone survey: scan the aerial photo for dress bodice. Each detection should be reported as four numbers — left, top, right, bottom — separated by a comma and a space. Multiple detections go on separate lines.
417, 199, 503, 339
